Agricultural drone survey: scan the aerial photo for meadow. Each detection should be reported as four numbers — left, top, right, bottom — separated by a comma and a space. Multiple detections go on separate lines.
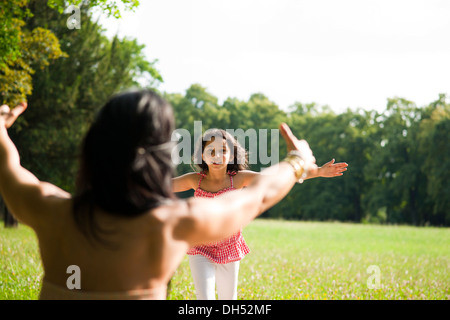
1, 219, 449, 300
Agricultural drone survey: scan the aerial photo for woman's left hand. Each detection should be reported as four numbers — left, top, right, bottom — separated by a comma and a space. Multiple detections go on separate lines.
0, 102, 27, 128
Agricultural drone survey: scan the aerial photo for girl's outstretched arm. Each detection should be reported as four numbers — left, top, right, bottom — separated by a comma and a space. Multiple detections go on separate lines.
0, 103, 70, 229
236, 159, 347, 187
172, 172, 199, 193
303, 158, 348, 180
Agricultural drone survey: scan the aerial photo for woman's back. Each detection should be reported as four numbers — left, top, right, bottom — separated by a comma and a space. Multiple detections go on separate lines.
37, 197, 189, 298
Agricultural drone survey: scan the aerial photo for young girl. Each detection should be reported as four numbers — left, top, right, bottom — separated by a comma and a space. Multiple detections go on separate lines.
172, 128, 347, 300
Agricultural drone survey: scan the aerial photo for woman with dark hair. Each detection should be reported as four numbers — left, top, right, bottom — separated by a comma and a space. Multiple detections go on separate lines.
0, 90, 316, 300
173, 128, 347, 300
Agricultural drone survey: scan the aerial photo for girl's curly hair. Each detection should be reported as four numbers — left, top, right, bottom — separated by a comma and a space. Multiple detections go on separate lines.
192, 128, 249, 173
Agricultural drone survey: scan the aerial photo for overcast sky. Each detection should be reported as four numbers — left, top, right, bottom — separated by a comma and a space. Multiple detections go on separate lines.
96, 0, 450, 113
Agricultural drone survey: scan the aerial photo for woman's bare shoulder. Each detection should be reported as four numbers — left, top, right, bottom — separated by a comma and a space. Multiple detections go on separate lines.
154, 198, 201, 242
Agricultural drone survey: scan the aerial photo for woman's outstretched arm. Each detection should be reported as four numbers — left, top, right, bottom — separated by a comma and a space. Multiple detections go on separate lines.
0, 103, 70, 229
174, 123, 317, 246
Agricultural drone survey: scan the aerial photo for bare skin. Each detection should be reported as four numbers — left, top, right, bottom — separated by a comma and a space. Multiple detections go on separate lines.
0, 102, 317, 298
173, 137, 348, 194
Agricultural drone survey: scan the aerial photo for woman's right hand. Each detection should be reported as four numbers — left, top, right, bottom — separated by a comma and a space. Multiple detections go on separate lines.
279, 122, 318, 175
0, 102, 27, 129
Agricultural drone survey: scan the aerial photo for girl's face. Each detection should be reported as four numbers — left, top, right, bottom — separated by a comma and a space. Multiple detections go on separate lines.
202, 137, 233, 169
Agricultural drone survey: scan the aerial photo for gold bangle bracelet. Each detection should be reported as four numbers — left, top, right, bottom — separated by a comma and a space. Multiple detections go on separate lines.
284, 155, 306, 183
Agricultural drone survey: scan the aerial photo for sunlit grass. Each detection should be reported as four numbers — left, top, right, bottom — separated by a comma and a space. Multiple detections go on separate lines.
168, 220, 450, 300
0, 225, 42, 300
1, 220, 449, 300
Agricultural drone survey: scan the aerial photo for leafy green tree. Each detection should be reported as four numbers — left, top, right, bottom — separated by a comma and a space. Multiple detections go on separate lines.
0, 0, 30, 69
1, 0, 141, 105
48, 0, 140, 18
418, 94, 450, 225
0, 1, 66, 106
221, 97, 250, 129
166, 84, 221, 130
282, 106, 372, 222
8, 2, 161, 193
363, 98, 425, 224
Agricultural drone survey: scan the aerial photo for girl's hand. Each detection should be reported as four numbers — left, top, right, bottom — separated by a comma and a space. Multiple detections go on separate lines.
318, 159, 348, 177
0, 102, 28, 129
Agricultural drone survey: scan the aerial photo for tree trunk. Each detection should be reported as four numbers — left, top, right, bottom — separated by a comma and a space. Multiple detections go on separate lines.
2, 199, 18, 228
354, 193, 361, 222
409, 188, 417, 226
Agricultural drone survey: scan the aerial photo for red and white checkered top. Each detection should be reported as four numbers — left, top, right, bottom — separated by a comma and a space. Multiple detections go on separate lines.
186, 170, 250, 264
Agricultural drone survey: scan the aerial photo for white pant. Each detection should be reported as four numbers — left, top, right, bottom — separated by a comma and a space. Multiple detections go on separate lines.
188, 254, 240, 300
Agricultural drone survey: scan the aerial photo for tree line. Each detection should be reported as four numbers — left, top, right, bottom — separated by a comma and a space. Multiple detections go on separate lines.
1, 1, 449, 226
166, 87, 449, 226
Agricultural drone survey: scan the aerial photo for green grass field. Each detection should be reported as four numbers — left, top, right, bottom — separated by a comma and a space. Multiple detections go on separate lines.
1, 219, 449, 300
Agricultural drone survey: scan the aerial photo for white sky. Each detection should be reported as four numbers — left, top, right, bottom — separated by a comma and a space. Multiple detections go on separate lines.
96, 0, 450, 113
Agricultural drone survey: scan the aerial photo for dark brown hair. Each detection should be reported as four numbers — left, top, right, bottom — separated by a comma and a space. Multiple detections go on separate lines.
192, 128, 249, 173
73, 89, 176, 244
